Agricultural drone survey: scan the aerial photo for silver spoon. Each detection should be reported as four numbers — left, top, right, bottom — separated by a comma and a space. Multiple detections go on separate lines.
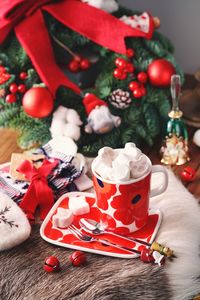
79, 218, 150, 246
79, 218, 175, 258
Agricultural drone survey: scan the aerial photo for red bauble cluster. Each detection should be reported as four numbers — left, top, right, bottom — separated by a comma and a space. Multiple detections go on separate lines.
68, 55, 91, 73
113, 49, 135, 81
129, 71, 148, 99
113, 49, 148, 100
22, 87, 54, 118
6, 71, 28, 104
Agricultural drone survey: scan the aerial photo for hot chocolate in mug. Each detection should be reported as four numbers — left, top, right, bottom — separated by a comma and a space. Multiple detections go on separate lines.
92, 151, 168, 235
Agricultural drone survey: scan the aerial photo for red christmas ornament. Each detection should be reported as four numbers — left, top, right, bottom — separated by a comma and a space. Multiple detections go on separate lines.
126, 48, 135, 58
133, 88, 143, 98
129, 81, 140, 91
68, 60, 80, 72
9, 83, 18, 94
19, 72, 28, 80
181, 166, 196, 182
80, 58, 91, 70
137, 72, 148, 84
44, 256, 60, 273
69, 251, 86, 267
6, 94, 16, 103
18, 84, 26, 94
147, 59, 176, 87
22, 87, 54, 118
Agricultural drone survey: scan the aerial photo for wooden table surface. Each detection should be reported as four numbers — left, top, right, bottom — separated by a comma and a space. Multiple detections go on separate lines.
0, 127, 200, 201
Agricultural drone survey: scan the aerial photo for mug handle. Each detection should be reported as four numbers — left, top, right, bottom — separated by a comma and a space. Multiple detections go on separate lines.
150, 165, 168, 197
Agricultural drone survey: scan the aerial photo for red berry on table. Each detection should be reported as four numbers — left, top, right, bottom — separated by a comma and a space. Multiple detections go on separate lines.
6, 94, 16, 103
19, 72, 28, 80
44, 256, 60, 273
137, 72, 148, 83
129, 81, 140, 91
80, 58, 91, 70
133, 88, 143, 98
18, 84, 26, 93
69, 251, 86, 267
115, 57, 127, 69
68, 60, 80, 72
125, 63, 135, 73
126, 48, 135, 58
9, 83, 18, 94
181, 166, 196, 182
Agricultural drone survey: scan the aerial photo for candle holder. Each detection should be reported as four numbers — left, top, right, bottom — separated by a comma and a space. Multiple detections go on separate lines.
160, 75, 190, 165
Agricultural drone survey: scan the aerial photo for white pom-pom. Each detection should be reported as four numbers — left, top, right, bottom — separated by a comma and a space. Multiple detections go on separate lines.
53, 106, 68, 120
63, 123, 81, 141
50, 119, 65, 137
193, 129, 200, 147
65, 109, 83, 126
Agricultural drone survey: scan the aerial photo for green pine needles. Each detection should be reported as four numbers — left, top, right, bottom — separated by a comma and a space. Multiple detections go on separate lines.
0, 6, 184, 155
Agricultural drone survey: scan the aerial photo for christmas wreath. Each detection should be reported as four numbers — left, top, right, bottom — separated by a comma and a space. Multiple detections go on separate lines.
0, 0, 184, 156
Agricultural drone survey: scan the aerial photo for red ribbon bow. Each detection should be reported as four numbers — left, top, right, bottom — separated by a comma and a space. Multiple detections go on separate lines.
0, 0, 152, 96
17, 159, 58, 221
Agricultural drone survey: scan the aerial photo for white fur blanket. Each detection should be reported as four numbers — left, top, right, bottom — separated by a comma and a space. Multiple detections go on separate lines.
0, 168, 200, 300
151, 168, 200, 300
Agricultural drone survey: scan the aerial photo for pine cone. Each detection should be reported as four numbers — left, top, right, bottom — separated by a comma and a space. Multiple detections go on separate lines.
109, 89, 132, 109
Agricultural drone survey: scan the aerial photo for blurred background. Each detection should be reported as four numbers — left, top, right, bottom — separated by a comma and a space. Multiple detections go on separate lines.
119, 0, 200, 74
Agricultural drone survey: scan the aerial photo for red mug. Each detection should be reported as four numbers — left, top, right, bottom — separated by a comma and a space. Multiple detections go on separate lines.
92, 156, 168, 234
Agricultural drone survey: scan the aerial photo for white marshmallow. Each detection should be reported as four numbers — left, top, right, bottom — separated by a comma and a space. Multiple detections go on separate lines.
98, 147, 116, 167
93, 163, 112, 180
52, 208, 74, 228
124, 143, 142, 160
130, 155, 149, 178
112, 163, 130, 181
68, 196, 90, 216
